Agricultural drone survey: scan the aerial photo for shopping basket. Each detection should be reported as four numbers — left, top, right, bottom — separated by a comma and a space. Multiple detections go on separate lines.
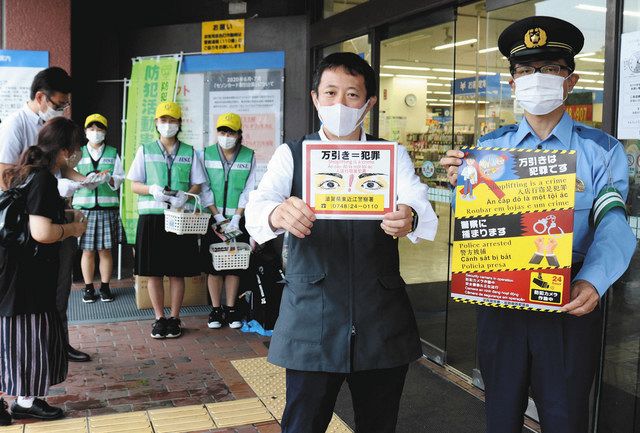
210, 240, 251, 271
164, 193, 211, 235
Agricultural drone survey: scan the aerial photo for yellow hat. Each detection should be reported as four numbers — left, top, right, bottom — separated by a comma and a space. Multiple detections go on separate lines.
84, 113, 108, 129
216, 112, 242, 131
155, 101, 182, 119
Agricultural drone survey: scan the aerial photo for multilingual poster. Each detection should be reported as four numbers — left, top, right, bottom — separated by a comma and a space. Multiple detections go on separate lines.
451, 147, 577, 312
0, 50, 48, 122
618, 30, 640, 139
302, 140, 397, 220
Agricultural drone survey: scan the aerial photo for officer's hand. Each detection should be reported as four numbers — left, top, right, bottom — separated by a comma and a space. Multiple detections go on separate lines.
269, 196, 316, 239
439, 150, 465, 187
381, 204, 413, 237
561, 280, 599, 316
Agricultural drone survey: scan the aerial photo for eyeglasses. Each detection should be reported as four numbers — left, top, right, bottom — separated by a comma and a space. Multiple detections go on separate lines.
46, 95, 71, 111
510, 64, 573, 77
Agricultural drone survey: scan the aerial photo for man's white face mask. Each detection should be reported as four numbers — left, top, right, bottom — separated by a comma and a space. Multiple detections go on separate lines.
514, 72, 572, 115
317, 100, 369, 137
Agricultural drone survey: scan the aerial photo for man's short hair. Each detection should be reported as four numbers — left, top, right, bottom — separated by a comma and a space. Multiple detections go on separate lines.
30, 67, 72, 100
312, 52, 377, 99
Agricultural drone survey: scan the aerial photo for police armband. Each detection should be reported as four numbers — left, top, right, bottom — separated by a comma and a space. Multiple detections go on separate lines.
592, 186, 627, 227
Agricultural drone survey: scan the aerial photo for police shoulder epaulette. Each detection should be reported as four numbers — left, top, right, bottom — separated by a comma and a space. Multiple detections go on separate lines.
478, 124, 518, 143
574, 124, 619, 152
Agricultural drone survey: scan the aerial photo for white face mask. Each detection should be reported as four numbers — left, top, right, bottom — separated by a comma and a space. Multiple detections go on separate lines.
317, 100, 370, 137
514, 73, 570, 115
157, 122, 179, 138
39, 105, 65, 122
86, 130, 105, 144
217, 135, 237, 150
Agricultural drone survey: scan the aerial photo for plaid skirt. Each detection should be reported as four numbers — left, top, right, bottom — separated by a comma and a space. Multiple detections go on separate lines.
0, 312, 68, 396
78, 208, 123, 251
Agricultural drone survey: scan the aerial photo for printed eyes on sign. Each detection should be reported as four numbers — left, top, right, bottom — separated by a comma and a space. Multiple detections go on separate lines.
318, 180, 341, 190
360, 180, 384, 191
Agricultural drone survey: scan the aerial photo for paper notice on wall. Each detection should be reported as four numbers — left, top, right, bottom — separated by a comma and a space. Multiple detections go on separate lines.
176, 73, 206, 150
0, 50, 48, 122
618, 30, 640, 139
207, 69, 283, 180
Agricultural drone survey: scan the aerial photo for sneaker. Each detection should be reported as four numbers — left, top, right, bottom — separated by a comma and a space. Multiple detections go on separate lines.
10, 398, 63, 420
225, 306, 242, 329
99, 286, 115, 302
0, 398, 11, 426
151, 318, 168, 339
207, 307, 224, 329
165, 317, 182, 338
82, 288, 98, 303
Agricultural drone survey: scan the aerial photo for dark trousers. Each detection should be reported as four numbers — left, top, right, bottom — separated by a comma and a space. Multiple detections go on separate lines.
56, 236, 77, 339
281, 364, 408, 433
477, 305, 603, 433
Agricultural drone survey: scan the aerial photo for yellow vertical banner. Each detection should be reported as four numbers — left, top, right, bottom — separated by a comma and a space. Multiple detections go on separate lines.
202, 19, 245, 53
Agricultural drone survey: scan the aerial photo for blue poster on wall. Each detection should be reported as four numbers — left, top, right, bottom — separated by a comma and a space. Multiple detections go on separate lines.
452, 74, 511, 101
0, 50, 49, 121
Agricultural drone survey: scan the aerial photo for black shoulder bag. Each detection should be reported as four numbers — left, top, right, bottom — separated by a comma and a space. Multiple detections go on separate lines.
0, 173, 35, 247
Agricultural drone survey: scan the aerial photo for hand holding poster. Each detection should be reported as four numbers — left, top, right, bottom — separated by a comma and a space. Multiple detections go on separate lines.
451, 147, 577, 312
302, 141, 397, 219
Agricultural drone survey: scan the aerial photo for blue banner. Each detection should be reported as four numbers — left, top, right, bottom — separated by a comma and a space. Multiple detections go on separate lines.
452, 74, 511, 101
182, 51, 284, 73
0, 50, 48, 68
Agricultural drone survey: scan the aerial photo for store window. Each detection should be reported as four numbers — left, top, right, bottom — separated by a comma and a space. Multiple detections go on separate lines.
323, 0, 369, 18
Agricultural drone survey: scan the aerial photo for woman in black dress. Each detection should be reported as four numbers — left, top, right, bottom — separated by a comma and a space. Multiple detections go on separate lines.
0, 117, 88, 425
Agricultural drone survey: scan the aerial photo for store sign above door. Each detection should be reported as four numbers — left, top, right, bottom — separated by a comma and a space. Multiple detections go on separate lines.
452, 74, 511, 101
202, 19, 245, 53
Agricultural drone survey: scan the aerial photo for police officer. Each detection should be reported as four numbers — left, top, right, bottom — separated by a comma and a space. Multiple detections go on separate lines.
440, 16, 636, 433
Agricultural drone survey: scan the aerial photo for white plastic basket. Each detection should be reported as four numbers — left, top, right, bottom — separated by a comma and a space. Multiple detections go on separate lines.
164, 193, 211, 235
210, 241, 251, 271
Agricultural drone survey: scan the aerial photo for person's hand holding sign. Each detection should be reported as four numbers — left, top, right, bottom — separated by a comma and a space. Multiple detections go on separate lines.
381, 204, 413, 237
561, 280, 599, 316
440, 149, 465, 187
270, 196, 316, 239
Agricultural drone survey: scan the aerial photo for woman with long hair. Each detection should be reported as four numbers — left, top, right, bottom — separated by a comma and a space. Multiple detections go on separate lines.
0, 117, 88, 424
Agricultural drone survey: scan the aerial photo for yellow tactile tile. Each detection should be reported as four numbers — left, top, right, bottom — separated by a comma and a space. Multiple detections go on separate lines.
89, 411, 153, 433
0, 426, 23, 433
24, 417, 87, 433
206, 397, 274, 427
327, 415, 353, 433
243, 373, 286, 397
261, 394, 286, 421
231, 357, 284, 377
147, 405, 216, 433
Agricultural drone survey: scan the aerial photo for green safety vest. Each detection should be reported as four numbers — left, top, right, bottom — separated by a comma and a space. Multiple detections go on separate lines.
72, 145, 119, 209
204, 144, 253, 218
138, 141, 194, 215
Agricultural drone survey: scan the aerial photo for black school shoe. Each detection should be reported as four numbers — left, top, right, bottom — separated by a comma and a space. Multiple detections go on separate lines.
10, 398, 64, 420
207, 307, 224, 329
224, 306, 242, 329
82, 288, 98, 303
67, 344, 91, 362
0, 398, 11, 426
165, 317, 182, 338
99, 286, 115, 302
151, 317, 168, 339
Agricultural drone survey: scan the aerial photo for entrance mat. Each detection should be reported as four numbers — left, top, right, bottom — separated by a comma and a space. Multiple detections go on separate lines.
67, 287, 210, 324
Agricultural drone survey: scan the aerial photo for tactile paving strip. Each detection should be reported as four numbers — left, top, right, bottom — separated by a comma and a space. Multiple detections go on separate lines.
243, 373, 286, 397
0, 426, 24, 433
230, 357, 283, 377
24, 417, 87, 432
147, 404, 216, 433
327, 415, 353, 433
261, 394, 286, 420
89, 411, 153, 433
206, 397, 274, 427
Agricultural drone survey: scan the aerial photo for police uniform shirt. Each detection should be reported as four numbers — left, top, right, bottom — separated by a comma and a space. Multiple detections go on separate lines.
478, 112, 636, 295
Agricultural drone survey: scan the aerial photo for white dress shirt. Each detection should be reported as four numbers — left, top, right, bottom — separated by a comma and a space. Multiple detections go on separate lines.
126, 141, 207, 186
0, 103, 42, 165
245, 128, 438, 245
199, 145, 257, 210
86, 143, 125, 190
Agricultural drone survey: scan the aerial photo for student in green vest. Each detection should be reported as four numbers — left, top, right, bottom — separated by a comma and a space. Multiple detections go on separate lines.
127, 102, 207, 339
72, 114, 124, 303
200, 112, 256, 329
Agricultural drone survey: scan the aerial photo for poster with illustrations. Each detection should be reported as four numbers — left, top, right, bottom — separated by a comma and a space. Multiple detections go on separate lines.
618, 30, 640, 139
451, 147, 577, 312
302, 140, 397, 220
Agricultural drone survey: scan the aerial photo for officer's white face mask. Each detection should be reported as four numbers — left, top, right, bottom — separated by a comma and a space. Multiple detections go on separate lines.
317, 100, 370, 137
514, 72, 571, 115
156, 122, 179, 138
86, 130, 105, 144
217, 135, 237, 150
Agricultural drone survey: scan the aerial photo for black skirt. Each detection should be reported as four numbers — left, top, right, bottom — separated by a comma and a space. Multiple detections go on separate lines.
135, 214, 200, 277
200, 217, 250, 277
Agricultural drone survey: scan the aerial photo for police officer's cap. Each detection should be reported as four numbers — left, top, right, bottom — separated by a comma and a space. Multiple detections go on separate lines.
498, 16, 584, 62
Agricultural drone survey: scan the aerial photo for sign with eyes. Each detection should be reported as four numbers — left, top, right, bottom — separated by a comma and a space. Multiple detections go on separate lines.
302, 140, 398, 220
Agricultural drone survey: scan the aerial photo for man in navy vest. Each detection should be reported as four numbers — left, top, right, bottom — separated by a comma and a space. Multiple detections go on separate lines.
246, 52, 439, 433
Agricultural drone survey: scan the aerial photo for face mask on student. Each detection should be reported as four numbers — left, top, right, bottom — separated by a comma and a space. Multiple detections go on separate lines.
86, 130, 105, 144
218, 135, 237, 150
39, 105, 65, 122
317, 100, 370, 137
156, 122, 179, 138
514, 72, 572, 115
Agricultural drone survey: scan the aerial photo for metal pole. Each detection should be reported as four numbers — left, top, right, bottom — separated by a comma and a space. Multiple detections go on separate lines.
173, 52, 184, 101
118, 78, 130, 280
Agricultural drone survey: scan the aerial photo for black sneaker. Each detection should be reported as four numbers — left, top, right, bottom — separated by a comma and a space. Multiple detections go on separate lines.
82, 288, 98, 303
207, 307, 224, 329
151, 318, 168, 339
10, 398, 63, 420
225, 306, 242, 329
165, 317, 182, 338
99, 286, 115, 302
0, 398, 11, 426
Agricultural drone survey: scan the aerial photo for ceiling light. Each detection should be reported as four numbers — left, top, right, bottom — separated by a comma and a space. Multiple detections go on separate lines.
432, 68, 477, 74
575, 4, 606, 13
578, 57, 605, 63
584, 86, 604, 91
433, 91, 451, 95
379, 73, 394, 77
394, 74, 438, 79
433, 39, 478, 51
575, 52, 596, 58
383, 65, 431, 71
478, 47, 499, 54
579, 78, 597, 83
574, 70, 601, 76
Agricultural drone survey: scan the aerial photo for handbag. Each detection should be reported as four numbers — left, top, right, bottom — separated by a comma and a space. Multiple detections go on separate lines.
0, 173, 35, 247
